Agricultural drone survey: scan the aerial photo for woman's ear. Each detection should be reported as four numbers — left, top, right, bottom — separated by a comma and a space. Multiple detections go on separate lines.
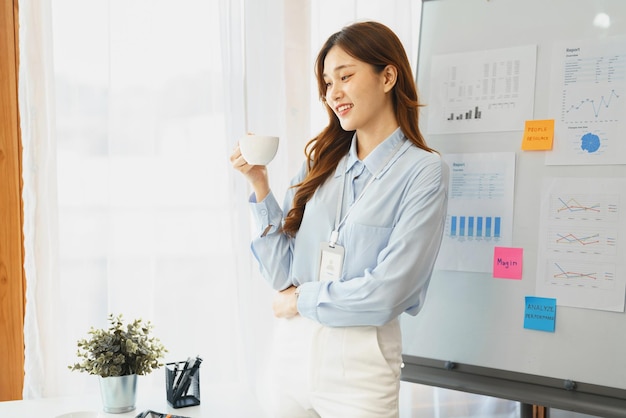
382, 65, 398, 93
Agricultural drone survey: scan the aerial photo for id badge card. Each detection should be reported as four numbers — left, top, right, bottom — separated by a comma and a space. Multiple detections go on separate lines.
318, 242, 345, 282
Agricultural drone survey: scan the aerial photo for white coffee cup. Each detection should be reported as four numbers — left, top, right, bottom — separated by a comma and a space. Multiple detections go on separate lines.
239, 134, 279, 166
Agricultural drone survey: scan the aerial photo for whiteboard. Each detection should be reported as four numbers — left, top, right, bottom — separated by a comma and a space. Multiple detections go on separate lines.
401, 0, 626, 394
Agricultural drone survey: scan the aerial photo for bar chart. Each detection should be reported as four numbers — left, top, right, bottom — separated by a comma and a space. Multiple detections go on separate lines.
449, 215, 501, 239
447, 106, 483, 121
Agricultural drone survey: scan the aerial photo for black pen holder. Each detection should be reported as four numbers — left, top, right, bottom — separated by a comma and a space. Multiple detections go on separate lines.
165, 361, 201, 408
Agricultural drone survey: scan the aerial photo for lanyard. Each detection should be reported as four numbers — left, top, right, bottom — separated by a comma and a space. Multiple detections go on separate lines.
329, 138, 405, 247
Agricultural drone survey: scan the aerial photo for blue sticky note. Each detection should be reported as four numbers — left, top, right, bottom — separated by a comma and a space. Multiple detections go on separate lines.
524, 296, 556, 332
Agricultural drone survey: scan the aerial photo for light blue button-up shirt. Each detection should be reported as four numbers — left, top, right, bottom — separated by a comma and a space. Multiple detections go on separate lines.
250, 127, 449, 327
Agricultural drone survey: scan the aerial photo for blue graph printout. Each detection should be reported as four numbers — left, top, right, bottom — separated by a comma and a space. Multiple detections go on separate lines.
450, 216, 501, 238
435, 152, 516, 273
547, 36, 626, 165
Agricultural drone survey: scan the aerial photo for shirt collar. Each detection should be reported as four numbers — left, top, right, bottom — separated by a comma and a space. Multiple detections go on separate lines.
336, 127, 406, 177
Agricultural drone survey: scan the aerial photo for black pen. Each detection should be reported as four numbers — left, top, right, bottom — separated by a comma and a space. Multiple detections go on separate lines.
181, 357, 202, 397
172, 357, 192, 395
173, 356, 202, 400
170, 362, 179, 396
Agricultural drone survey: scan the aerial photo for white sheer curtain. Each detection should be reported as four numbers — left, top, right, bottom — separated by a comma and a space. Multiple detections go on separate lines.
19, 0, 281, 410
19, 0, 62, 399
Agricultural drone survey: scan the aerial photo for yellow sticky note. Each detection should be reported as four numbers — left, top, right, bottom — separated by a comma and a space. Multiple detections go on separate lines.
521, 119, 554, 151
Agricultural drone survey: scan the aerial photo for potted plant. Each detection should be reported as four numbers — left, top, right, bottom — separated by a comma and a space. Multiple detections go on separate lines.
69, 313, 167, 413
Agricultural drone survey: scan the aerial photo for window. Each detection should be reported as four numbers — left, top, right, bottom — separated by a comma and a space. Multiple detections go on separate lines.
49, 0, 242, 394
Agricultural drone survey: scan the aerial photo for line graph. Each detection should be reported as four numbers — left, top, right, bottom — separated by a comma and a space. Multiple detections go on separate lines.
548, 260, 615, 290
550, 193, 619, 222
548, 227, 617, 256
554, 262, 597, 280
556, 232, 599, 245
563, 90, 619, 119
556, 197, 600, 213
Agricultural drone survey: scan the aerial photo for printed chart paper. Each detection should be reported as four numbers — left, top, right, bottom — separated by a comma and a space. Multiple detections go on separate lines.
547, 36, 626, 165
427, 45, 537, 134
535, 178, 626, 312
435, 152, 516, 273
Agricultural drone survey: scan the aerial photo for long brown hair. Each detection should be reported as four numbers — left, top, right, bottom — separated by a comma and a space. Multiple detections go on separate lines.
282, 21, 434, 237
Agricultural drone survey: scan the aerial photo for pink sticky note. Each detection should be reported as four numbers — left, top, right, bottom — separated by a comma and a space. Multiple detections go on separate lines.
493, 247, 523, 280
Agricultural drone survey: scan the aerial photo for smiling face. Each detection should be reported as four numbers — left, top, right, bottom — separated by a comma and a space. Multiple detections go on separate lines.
322, 46, 397, 137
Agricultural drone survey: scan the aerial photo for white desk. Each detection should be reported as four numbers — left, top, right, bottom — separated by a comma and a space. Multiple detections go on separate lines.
0, 385, 267, 418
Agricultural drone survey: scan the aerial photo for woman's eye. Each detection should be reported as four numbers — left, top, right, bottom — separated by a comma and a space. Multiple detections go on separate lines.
341, 74, 351, 81
325, 82, 332, 88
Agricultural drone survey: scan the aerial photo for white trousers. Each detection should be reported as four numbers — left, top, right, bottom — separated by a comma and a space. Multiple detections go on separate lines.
268, 316, 402, 418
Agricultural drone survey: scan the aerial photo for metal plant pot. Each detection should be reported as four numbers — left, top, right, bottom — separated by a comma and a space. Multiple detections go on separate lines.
98, 374, 138, 413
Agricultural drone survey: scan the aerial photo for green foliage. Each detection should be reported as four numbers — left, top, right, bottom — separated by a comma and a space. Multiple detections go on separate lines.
69, 314, 167, 377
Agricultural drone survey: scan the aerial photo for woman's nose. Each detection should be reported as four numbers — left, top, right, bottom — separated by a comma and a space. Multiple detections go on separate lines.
327, 84, 342, 103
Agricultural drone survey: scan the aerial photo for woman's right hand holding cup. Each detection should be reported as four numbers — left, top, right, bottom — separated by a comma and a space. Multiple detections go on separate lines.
230, 142, 271, 202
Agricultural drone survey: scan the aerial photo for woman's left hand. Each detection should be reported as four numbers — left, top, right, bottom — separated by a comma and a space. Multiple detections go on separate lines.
272, 286, 299, 318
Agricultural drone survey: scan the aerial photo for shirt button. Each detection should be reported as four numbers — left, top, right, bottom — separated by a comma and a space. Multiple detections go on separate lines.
260, 209, 268, 216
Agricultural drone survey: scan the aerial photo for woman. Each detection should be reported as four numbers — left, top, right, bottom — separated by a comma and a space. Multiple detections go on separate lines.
231, 21, 448, 418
